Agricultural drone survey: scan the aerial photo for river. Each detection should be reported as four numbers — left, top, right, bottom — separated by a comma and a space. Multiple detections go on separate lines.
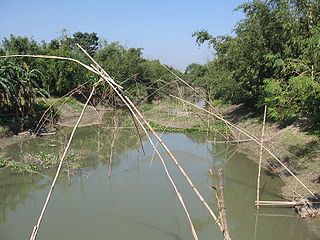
0, 124, 318, 240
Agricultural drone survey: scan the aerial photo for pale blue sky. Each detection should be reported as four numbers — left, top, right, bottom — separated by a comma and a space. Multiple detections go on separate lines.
0, 0, 245, 71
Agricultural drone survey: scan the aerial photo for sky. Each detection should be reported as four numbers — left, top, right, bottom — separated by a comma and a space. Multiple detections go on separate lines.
0, 0, 245, 71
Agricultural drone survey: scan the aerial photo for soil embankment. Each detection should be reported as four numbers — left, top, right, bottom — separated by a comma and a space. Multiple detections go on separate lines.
57, 104, 107, 128
217, 104, 320, 199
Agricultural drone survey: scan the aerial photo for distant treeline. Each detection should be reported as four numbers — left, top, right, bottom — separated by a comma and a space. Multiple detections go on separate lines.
0, 31, 181, 123
185, 0, 320, 129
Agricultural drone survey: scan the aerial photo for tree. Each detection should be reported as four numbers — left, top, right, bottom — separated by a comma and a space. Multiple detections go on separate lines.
192, 0, 320, 127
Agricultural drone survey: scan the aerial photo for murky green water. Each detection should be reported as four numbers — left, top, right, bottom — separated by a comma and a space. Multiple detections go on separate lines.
0, 125, 318, 240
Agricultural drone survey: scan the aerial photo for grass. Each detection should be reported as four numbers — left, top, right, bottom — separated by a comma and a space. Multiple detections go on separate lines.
149, 120, 229, 133
212, 99, 231, 107
122, 99, 230, 133
0, 126, 10, 137
122, 118, 228, 133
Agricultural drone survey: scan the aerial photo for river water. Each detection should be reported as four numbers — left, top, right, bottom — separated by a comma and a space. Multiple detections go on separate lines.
0, 125, 318, 240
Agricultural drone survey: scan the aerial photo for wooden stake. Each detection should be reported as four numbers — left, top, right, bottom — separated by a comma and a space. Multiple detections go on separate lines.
256, 106, 267, 210
218, 169, 231, 240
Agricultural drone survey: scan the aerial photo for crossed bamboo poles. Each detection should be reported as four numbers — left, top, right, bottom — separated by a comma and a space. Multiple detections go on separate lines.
1, 45, 316, 240
1, 47, 227, 240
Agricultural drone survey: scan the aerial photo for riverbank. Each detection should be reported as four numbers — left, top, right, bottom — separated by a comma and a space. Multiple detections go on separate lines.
1, 98, 319, 198
216, 103, 320, 199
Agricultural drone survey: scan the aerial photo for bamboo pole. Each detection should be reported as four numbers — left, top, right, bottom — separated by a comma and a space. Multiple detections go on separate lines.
171, 95, 315, 198
29, 80, 101, 240
255, 201, 297, 206
256, 106, 267, 210
121, 93, 225, 232
209, 169, 223, 224
253, 211, 259, 240
218, 169, 231, 240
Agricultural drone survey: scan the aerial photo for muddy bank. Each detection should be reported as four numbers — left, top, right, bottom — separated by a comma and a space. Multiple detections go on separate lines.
0, 102, 110, 150
57, 105, 108, 127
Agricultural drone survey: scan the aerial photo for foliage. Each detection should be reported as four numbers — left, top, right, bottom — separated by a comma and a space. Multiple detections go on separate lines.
0, 31, 182, 132
190, 0, 320, 128
31, 151, 84, 170
0, 59, 49, 130
0, 157, 38, 173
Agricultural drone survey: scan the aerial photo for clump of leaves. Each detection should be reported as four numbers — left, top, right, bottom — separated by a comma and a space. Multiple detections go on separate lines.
0, 157, 38, 173
30, 150, 84, 170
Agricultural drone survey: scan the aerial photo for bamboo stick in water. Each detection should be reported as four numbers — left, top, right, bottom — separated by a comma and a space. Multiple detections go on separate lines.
256, 106, 267, 209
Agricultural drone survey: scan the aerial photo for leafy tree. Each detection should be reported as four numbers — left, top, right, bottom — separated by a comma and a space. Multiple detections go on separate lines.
192, 0, 320, 127
0, 60, 48, 130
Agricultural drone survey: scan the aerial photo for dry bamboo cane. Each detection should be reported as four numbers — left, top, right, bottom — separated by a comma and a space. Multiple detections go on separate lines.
256, 106, 267, 209
171, 95, 316, 198
0, 54, 100, 75
253, 211, 259, 240
29, 80, 101, 240
218, 169, 231, 240
209, 169, 222, 225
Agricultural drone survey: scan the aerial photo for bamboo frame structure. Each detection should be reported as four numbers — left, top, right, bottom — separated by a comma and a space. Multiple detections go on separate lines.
75, 45, 225, 234
2, 48, 230, 239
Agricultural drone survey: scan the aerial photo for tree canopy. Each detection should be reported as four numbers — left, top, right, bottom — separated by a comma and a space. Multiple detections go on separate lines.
0, 31, 181, 130
188, 0, 320, 128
